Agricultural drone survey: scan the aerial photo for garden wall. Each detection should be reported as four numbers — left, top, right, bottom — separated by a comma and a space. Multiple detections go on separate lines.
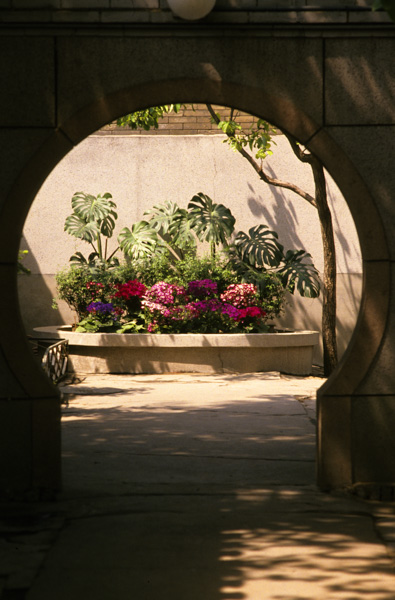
20, 128, 362, 365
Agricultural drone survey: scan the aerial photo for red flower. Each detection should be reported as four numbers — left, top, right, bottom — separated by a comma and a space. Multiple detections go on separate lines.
113, 280, 146, 300
237, 306, 266, 321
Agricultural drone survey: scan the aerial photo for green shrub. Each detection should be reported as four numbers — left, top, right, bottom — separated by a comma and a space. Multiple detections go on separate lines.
54, 267, 115, 319
54, 253, 285, 324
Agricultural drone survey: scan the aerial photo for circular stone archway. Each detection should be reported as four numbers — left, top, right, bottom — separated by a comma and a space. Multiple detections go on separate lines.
1, 36, 393, 497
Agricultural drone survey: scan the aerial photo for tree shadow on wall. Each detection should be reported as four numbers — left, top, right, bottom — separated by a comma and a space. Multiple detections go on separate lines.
245, 170, 362, 362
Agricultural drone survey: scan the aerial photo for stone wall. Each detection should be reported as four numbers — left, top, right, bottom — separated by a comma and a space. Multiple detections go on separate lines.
0, 0, 391, 25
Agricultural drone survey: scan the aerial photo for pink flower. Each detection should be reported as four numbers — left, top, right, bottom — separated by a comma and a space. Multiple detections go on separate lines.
147, 321, 158, 333
220, 283, 259, 308
145, 282, 187, 305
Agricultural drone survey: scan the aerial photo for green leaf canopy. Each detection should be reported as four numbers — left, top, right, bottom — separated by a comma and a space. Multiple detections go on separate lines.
144, 200, 181, 235
230, 226, 320, 298
64, 214, 100, 243
71, 192, 117, 222
143, 201, 196, 255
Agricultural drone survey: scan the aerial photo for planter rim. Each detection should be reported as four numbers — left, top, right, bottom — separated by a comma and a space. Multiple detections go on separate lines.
33, 326, 320, 349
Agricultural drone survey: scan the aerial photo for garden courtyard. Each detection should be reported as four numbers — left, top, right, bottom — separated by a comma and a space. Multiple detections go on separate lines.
1, 3, 395, 598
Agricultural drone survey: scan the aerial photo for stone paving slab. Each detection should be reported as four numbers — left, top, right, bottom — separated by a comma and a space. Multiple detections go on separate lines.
60, 372, 322, 405
62, 456, 316, 496
62, 409, 315, 457
60, 373, 317, 497
61, 433, 316, 460
0, 511, 65, 595
2, 372, 395, 599
26, 493, 395, 600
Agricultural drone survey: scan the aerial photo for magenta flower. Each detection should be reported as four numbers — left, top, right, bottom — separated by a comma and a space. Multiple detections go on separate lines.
220, 303, 240, 320
190, 298, 222, 314
187, 279, 218, 299
237, 306, 266, 321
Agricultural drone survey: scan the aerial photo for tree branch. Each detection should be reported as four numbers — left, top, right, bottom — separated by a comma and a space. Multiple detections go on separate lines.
206, 103, 337, 374
206, 104, 317, 208
282, 131, 310, 162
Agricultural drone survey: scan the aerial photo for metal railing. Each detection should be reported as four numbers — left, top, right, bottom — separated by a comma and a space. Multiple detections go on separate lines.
29, 337, 69, 384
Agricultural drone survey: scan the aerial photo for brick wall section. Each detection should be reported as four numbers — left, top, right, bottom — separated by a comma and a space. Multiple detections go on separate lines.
100, 104, 263, 136
0, 1, 391, 24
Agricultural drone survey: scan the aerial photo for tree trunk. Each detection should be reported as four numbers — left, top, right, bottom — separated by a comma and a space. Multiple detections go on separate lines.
209, 105, 338, 374
311, 157, 338, 376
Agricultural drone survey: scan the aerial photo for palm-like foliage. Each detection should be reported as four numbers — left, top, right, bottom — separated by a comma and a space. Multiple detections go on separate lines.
64, 214, 100, 244
69, 192, 118, 238
229, 227, 320, 299
171, 208, 196, 248
234, 225, 284, 268
118, 221, 161, 260
277, 249, 321, 298
144, 201, 181, 234
188, 193, 235, 256
144, 200, 196, 250
70, 191, 116, 221
68, 251, 120, 273
64, 192, 119, 266
63, 189, 320, 301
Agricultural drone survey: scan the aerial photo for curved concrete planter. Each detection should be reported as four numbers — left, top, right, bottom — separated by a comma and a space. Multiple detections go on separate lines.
33, 326, 319, 375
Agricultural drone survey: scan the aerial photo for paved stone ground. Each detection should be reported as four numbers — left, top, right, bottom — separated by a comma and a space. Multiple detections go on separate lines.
1, 372, 395, 599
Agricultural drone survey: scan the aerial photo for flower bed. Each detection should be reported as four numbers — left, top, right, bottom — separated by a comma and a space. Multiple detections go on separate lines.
48, 192, 322, 376
47, 276, 320, 375
73, 279, 273, 335
33, 326, 319, 376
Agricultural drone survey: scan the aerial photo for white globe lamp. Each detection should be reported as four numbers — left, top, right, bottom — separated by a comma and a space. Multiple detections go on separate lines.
167, 0, 216, 20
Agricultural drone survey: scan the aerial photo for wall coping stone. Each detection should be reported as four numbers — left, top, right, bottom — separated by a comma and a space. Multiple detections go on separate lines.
33, 326, 320, 374
0, 6, 392, 26
33, 326, 320, 348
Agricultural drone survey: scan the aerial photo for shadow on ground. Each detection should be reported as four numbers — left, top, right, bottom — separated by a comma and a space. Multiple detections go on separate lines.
2, 374, 395, 600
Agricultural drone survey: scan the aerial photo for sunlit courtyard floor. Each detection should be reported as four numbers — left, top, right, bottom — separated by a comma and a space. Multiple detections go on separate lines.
3, 372, 395, 600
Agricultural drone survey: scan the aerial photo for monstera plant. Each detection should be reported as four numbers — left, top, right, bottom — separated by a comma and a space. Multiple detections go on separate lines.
229, 225, 320, 299
63, 190, 320, 300
118, 193, 320, 300
187, 193, 235, 258
64, 191, 120, 271
118, 200, 195, 262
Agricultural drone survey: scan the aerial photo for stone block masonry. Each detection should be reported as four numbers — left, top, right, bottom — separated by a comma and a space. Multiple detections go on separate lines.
0, 1, 391, 25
